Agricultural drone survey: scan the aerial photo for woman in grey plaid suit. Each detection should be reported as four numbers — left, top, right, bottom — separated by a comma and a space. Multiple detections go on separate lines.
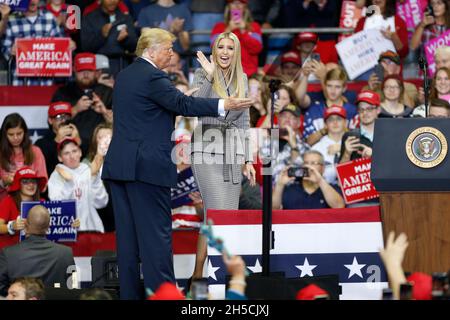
189, 32, 256, 282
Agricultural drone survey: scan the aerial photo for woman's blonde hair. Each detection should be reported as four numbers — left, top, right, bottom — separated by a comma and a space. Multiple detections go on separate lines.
211, 32, 246, 99
135, 28, 176, 57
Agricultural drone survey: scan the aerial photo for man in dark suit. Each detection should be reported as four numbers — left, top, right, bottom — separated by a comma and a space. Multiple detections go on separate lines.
101, 28, 253, 299
0, 205, 75, 296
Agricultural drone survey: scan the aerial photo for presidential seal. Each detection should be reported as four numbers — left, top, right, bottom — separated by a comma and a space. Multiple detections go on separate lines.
406, 127, 448, 168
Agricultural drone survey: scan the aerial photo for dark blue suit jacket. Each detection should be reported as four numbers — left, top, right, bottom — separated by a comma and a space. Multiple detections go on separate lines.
102, 58, 219, 187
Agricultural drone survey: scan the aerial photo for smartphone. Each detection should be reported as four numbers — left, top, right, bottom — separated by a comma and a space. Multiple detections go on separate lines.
231, 9, 242, 22
97, 135, 112, 156
311, 52, 321, 62
399, 283, 413, 300
249, 83, 259, 98
426, 4, 435, 17
84, 89, 94, 100
191, 279, 208, 300
347, 130, 361, 140
116, 24, 127, 32
373, 64, 384, 82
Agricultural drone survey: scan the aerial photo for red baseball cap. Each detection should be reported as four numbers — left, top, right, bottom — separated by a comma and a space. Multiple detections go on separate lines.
296, 284, 329, 300
48, 101, 72, 118
74, 53, 96, 72
8, 166, 47, 193
407, 272, 432, 300
57, 137, 79, 153
294, 32, 318, 48
324, 105, 347, 120
356, 90, 381, 106
147, 282, 185, 300
281, 50, 301, 66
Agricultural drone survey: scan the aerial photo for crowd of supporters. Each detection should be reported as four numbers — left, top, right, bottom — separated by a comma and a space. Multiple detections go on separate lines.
0, 0, 449, 300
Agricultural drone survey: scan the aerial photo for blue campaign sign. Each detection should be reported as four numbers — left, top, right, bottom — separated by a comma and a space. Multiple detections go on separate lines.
171, 167, 199, 209
20, 200, 77, 242
0, 0, 30, 12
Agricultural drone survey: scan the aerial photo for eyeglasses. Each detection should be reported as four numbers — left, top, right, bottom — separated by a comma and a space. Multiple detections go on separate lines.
359, 106, 378, 113
54, 114, 70, 121
384, 85, 400, 90
303, 161, 323, 166
21, 178, 37, 185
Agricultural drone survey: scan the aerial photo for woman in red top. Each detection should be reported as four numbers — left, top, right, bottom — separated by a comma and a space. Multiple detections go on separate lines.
355, 0, 409, 59
0, 113, 48, 202
0, 167, 46, 249
211, 0, 262, 76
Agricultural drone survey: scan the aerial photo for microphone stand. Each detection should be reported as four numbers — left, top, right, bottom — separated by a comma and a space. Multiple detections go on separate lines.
261, 79, 281, 276
418, 56, 429, 118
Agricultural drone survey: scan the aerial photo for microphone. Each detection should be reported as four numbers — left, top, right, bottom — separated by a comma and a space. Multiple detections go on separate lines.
418, 56, 427, 70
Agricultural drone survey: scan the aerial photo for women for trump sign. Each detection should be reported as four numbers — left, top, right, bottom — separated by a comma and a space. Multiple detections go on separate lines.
16, 38, 72, 77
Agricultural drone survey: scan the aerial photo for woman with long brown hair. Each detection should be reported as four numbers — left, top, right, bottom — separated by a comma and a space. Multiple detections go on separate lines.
0, 113, 48, 201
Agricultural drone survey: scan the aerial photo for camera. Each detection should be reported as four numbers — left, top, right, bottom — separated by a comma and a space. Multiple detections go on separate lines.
191, 279, 208, 300
84, 89, 94, 100
287, 166, 308, 179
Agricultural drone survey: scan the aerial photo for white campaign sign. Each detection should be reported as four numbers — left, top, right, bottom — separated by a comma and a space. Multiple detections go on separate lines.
336, 29, 396, 80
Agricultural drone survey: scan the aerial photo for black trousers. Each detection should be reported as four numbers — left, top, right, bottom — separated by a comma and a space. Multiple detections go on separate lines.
109, 180, 175, 300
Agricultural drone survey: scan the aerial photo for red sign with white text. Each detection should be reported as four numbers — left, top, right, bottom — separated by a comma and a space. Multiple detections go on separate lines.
336, 158, 379, 204
338, 0, 363, 43
16, 38, 72, 77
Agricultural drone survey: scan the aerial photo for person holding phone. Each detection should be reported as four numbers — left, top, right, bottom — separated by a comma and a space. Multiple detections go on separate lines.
52, 53, 113, 156
272, 150, 344, 210
35, 102, 82, 178
271, 104, 310, 184
339, 90, 380, 164
211, 0, 262, 76
365, 51, 418, 108
82, 123, 115, 231
410, 0, 450, 52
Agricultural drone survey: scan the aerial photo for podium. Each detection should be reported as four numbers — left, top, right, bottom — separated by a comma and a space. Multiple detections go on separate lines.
371, 118, 450, 274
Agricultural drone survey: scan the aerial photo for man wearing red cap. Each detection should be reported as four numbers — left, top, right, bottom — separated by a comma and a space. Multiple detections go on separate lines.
340, 90, 380, 164
312, 105, 347, 185
365, 50, 418, 108
35, 101, 81, 177
292, 32, 319, 64
52, 52, 113, 156
280, 50, 301, 79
